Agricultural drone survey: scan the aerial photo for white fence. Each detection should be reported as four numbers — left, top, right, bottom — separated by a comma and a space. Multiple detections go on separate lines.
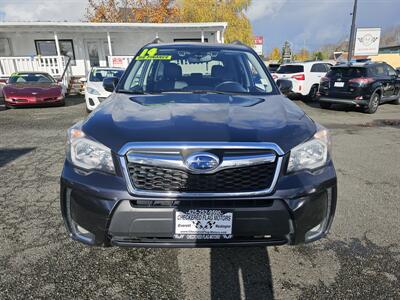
108, 56, 134, 68
0, 55, 72, 89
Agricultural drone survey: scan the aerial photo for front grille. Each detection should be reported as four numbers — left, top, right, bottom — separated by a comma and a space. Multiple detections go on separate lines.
128, 162, 277, 193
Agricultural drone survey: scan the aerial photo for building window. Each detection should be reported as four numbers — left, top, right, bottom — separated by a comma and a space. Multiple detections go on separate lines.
0, 38, 12, 56
35, 39, 76, 65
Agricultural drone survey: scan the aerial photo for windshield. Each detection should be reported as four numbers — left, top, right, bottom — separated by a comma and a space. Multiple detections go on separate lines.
8, 73, 54, 84
118, 47, 275, 95
89, 69, 124, 82
327, 67, 368, 78
276, 65, 304, 74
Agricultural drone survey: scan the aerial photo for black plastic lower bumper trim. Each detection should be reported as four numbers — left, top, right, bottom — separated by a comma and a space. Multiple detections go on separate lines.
319, 96, 368, 106
111, 238, 288, 248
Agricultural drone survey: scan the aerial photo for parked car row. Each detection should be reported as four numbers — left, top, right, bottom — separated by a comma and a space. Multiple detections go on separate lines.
2, 59, 399, 115
272, 60, 400, 114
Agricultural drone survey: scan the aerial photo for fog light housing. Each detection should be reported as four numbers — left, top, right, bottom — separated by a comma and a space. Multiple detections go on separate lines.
304, 188, 333, 243
70, 220, 96, 244
64, 188, 96, 245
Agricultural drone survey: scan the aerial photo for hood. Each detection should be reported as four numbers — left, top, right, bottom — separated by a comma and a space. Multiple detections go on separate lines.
4, 83, 62, 97
82, 93, 316, 154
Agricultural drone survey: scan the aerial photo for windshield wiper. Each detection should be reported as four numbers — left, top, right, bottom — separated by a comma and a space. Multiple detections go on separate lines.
158, 90, 238, 95
117, 89, 148, 95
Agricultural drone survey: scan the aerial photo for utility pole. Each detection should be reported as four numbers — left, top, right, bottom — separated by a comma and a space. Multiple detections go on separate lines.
347, 0, 358, 62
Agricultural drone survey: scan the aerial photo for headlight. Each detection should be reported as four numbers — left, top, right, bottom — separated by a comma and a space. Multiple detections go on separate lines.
86, 87, 100, 95
66, 125, 115, 174
287, 126, 331, 173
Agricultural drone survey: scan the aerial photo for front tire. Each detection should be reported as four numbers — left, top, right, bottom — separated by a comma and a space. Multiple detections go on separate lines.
363, 93, 380, 114
319, 102, 332, 109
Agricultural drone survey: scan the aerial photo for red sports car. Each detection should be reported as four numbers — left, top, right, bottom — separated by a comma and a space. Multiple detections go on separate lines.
3, 72, 65, 108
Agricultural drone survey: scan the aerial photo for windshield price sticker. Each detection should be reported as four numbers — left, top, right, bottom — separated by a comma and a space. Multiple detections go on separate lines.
135, 48, 172, 61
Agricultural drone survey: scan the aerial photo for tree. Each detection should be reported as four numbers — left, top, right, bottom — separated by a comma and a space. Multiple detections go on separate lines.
180, 0, 253, 45
296, 48, 310, 61
86, 0, 121, 22
269, 47, 281, 61
133, 0, 180, 23
312, 51, 325, 61
86, 0, 180, 23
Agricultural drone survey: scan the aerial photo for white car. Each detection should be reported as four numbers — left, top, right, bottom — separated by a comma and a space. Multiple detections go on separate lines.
85, 67, 124, 112
272, 61, 332, 100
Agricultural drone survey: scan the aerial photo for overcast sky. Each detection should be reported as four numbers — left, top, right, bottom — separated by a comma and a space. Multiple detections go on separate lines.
0, 0, 399, 54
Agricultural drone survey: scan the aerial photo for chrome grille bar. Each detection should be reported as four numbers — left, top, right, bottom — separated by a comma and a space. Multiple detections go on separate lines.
118, 142, 284, 198
126, 152, 276, 174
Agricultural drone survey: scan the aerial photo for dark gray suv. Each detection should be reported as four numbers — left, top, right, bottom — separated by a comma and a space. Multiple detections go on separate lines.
60, 43, 337, 247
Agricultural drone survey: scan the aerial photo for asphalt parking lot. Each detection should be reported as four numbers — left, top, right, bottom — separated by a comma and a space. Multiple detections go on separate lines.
0, 96, 399, 300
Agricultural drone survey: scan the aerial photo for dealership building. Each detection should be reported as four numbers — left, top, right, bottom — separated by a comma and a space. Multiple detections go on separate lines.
0, 22, 227, 90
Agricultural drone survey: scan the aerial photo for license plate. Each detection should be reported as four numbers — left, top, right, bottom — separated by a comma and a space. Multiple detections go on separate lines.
334, 82, 345, 87
174, 209, 233, 239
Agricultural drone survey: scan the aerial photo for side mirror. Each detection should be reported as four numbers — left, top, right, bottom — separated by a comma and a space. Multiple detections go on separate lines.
103, 77, 119, 93
276, 79, 292, 95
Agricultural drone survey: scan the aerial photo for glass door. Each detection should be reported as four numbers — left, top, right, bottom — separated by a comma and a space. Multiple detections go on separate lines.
85, 40, 100, 68
84, 40, 109, 73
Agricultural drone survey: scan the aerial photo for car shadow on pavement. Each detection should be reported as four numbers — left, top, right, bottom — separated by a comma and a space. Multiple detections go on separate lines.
65, 95, 85, 107
302, 101, 359, 112
287, 96, 361, 113
210, 247, 274, 300
0, 147, 36, 168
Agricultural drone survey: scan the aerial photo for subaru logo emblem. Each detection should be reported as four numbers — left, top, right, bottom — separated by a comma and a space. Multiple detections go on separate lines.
185, 152, 220, 173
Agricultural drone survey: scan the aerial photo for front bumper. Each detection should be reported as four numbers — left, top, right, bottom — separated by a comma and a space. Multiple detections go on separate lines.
60, 158, 337, 248
85, 93, 110, 111
5, 97, 64, 106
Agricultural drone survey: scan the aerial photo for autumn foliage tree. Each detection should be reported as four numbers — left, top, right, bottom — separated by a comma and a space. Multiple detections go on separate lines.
86, 0, 180, 23
268, 47, 281, 61
295, 48, 310, 61
86, 0, 121, 22
86, 0, 254, 45
180, 0, 253, 45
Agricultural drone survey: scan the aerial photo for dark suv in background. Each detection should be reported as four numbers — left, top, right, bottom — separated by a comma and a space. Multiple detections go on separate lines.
318, 61, 400, 113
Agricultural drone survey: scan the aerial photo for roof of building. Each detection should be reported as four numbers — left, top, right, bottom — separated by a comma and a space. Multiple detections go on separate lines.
0, 21, 227, 32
